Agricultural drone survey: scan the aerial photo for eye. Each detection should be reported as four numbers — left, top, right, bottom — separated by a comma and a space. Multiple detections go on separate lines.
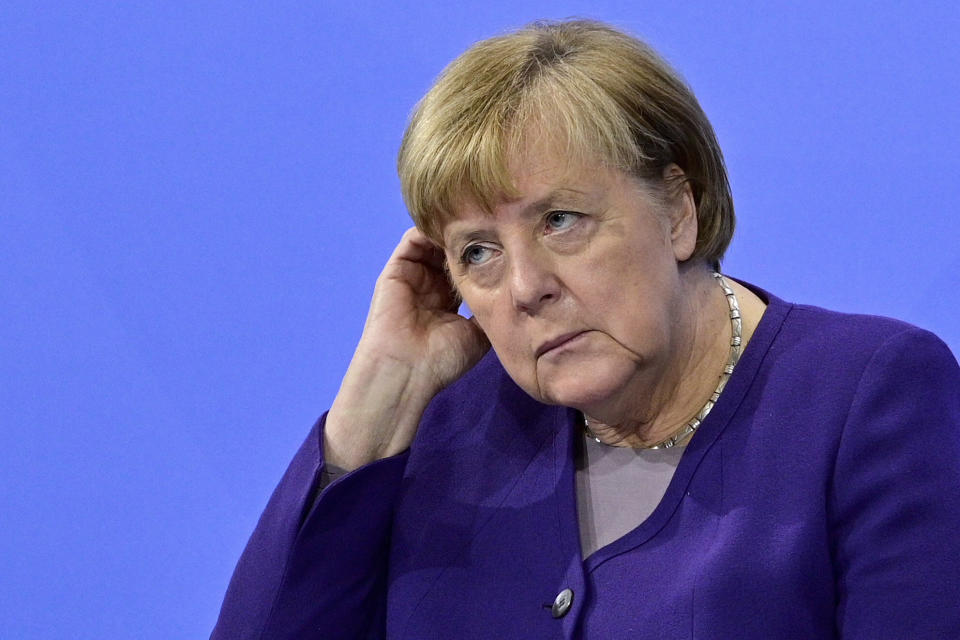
461, 244, 495, 266
545, 211, 581, 232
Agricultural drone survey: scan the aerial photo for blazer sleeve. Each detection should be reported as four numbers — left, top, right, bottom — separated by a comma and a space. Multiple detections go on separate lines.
829, 328, 960, 639
211, 413, 409, 640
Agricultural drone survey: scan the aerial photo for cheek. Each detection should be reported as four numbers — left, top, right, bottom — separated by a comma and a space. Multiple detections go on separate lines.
460, 292, 502, 344
573, 250, 678, 345
573, 247, 647, 309
467, 299, 537, 377
470, 303, 515, 355
456, 284, 485, 322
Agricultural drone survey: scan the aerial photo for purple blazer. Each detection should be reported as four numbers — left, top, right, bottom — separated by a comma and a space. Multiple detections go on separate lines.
212, 286, 960, 639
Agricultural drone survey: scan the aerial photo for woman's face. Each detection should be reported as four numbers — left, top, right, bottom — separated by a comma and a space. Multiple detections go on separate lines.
442, 145, 698, 419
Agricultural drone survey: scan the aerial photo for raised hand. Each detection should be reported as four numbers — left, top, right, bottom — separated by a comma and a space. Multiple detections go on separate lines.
324, 228, 490, 470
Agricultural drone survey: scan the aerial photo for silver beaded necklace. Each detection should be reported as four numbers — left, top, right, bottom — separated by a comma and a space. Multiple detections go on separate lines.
583, 272, 742, 449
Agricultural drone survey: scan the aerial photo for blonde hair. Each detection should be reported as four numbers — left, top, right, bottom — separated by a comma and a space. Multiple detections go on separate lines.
398, 19, 735, 264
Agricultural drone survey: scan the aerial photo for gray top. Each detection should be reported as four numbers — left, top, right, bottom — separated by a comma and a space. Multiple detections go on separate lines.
575, 434, 684, 559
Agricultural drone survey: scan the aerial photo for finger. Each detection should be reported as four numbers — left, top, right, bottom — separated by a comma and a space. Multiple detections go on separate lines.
394, 227, 446, 271
445, 285, 463, 314
384, 254, 460, 311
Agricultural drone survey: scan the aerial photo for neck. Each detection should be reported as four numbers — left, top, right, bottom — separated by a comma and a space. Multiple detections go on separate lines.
584, 262, 737, 447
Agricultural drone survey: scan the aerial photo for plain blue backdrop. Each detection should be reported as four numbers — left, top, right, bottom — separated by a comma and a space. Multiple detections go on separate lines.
2, 2, 958, 638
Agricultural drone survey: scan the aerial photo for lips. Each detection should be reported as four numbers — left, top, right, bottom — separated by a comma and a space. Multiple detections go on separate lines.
535, 331, 587, 358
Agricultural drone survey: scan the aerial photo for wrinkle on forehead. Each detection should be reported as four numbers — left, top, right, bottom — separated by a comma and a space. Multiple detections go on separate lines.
441, 126, 612, 237
433, 109, 624, 241
442, 139, 661, 252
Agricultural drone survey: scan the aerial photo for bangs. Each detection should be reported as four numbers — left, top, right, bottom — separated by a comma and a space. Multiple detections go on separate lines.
399, 55, 648, 246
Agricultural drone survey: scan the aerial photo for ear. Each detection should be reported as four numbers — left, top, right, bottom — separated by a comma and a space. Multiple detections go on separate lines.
662, 164, 697, 262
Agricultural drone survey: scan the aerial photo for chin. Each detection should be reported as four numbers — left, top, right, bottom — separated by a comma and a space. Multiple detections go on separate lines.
535, 360, 636, 412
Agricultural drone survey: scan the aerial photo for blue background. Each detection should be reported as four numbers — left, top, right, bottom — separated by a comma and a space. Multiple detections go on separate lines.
2, 2, 958, 638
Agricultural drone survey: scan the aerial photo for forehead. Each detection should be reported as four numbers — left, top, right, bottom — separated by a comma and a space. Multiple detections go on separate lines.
442, 167, 596, 240
441, 143, 647, 247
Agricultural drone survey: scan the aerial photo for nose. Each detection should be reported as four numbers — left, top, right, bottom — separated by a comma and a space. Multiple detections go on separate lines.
508, 245, 561, 314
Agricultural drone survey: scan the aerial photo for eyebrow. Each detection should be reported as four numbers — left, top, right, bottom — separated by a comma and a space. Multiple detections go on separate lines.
445, 187, 595, 249
524, 187, 592, 213
449, 229, 492, 250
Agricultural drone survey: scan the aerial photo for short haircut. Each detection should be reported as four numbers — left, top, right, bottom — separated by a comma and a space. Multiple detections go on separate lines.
398, 19, 735, 264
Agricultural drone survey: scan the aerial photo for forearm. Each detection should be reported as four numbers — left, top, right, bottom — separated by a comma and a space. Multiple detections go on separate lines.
212, 416, 409, 640
325, 347, 438, 471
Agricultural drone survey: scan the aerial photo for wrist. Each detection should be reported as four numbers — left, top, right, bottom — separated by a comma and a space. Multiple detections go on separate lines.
324, 349, 438, 470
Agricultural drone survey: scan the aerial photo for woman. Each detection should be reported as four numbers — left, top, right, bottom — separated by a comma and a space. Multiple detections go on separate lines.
212, 20, 960, 639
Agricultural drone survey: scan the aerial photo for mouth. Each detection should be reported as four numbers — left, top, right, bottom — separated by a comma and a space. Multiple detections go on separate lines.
535, 331, 588, 358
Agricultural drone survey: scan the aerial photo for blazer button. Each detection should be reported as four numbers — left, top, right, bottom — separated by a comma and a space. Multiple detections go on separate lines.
551, 588, 574, 618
